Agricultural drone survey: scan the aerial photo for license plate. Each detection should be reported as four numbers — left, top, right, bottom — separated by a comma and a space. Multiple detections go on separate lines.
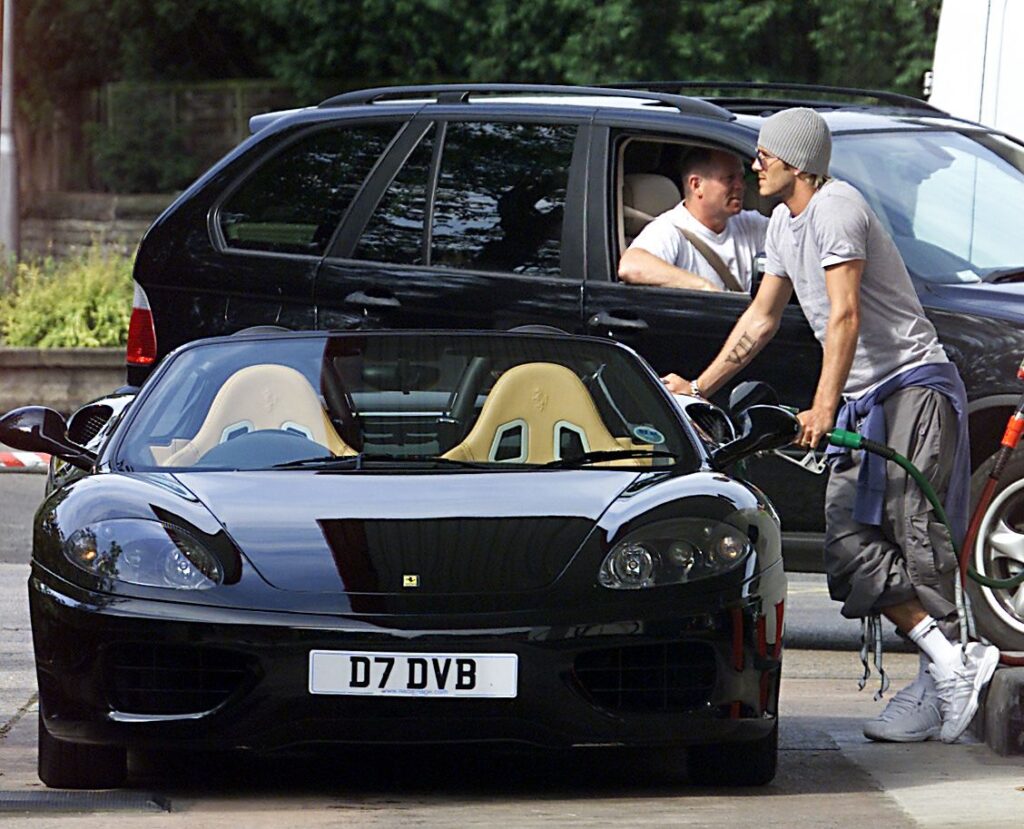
308, 650, 518, 698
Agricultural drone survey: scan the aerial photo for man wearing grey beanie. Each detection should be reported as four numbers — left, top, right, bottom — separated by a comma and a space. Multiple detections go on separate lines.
663, 107, 998, 745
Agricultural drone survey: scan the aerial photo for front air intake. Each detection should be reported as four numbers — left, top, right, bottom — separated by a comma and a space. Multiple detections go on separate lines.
107, 644, 253, 715
573, 641, 716, 712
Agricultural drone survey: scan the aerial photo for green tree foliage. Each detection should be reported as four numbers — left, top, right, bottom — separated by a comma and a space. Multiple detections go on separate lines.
87, 89, 197, 193
811, 0, 942, 93
13, 0, 942, 116
14, 0, 269, 124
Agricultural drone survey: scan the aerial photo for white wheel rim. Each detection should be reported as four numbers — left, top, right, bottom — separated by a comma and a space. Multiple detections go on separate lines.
973, 476, 1024, 635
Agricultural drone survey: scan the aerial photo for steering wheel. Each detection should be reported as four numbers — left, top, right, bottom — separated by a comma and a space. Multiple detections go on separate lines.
196, 429, 328, 469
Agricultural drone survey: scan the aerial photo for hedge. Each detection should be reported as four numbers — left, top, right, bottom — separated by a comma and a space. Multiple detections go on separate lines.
0, 248, 134, 347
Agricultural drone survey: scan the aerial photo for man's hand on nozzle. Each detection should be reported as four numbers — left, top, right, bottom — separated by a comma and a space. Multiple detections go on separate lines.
661, 373, 693, 395
795, 407, 835, 450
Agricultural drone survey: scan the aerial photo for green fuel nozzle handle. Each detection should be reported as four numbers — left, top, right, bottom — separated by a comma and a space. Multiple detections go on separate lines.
828, 429, 862, 450
828, 428, 894, 458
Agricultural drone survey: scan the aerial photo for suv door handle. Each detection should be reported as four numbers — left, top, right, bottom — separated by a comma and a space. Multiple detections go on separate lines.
344, 290, 402, 310
587, 311, 649, 332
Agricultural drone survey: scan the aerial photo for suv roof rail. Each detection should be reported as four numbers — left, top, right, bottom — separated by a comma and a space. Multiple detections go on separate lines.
605, 81, 946, 115
317, 83, 734, 120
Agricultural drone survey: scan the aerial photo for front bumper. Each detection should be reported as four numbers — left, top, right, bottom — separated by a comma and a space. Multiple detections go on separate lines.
30, 566, 785, 753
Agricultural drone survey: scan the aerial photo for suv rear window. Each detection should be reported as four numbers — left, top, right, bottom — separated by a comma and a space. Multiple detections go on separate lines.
219, 123, 399, 255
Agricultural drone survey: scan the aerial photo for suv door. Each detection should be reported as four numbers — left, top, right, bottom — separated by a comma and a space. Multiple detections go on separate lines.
209, 118, 406, 336
316, 113, 588, 333
584, 124, 828, 560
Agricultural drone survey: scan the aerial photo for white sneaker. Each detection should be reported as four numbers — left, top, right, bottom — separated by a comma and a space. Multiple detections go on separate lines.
931, 642, 1001, 744
863, 683, 942, 742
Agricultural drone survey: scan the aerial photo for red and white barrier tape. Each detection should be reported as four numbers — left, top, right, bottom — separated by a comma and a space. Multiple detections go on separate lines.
0, 451, 50, 470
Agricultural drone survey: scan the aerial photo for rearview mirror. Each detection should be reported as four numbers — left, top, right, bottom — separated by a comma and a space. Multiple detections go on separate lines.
0, 406, 97, 471
711, 405, 800, 469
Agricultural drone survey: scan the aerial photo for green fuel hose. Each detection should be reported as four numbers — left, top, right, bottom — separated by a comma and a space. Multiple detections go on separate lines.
828, 428, 1024, 590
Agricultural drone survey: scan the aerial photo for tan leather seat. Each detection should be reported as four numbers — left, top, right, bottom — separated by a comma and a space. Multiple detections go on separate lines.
442, 362, 644, 465
159, 364, 356, 466
622, 173, 681, 239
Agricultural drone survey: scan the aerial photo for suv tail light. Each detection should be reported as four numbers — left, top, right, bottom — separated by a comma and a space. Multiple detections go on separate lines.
126, 282, 157, 367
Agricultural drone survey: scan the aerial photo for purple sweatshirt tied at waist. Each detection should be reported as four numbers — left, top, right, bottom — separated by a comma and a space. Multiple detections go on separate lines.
825, 362, 970, 543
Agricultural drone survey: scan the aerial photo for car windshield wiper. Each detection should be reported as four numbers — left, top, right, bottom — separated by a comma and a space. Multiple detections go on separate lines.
542, 449, 678, 469
271, 453, 495, 471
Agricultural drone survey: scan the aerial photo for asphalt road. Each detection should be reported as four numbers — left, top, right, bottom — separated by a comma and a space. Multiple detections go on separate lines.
0, 473, 46, 565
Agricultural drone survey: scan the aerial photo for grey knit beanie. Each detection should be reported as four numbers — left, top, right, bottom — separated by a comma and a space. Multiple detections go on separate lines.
758, 108, 832, 176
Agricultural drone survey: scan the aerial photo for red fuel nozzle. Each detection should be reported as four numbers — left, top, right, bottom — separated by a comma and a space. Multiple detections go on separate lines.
1003, 413, 1024, 450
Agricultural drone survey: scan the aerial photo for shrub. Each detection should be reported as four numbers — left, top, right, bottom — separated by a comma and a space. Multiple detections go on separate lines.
0, 248, 134, 347
88, 90, 197, 193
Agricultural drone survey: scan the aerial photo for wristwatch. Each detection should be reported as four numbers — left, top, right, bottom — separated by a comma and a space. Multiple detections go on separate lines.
691, 378, 704, 398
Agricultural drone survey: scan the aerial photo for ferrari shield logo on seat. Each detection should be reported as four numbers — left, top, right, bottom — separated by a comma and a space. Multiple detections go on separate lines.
403, 574, 419, 588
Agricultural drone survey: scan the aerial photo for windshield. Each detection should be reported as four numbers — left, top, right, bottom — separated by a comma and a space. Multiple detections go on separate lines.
116, 333, 696, 472
831, 129, 1024, 283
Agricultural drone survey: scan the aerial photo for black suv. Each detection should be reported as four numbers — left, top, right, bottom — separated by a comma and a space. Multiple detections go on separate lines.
126, 81, 1024, 635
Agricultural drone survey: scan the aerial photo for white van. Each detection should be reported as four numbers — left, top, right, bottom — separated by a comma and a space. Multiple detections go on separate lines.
927, 0, 1024, 138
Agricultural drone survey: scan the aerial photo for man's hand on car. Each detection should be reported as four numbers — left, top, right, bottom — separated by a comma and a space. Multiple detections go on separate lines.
661, 374, 692, 394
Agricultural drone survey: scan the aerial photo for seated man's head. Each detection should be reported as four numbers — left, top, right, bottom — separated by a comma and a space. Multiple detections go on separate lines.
680, 148, 746, 232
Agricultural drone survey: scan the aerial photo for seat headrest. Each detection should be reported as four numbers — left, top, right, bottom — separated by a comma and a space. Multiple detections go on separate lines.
623, 173, 681, 219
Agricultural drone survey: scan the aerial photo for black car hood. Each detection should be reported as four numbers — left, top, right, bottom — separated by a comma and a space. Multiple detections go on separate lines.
922, 280, 1024, 324
175, 469, 641, 595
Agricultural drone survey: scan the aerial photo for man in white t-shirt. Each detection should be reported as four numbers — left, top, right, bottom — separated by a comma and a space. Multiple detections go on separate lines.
618, 148, 768, 292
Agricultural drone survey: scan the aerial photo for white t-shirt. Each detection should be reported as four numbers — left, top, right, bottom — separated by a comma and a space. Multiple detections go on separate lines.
628, 203, 769, 291
764, 179, 947, 397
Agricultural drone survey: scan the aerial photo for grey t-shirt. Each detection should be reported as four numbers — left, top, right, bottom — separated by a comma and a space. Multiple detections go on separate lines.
764, 179, 946, 397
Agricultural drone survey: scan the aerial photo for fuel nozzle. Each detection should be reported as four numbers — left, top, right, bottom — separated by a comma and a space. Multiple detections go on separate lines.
827, 428, 896, 460
827, 428, 861, 450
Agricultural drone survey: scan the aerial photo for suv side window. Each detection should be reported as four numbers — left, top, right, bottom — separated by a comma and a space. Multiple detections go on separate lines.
219, 123, 399, 256
431, 122, 575, 275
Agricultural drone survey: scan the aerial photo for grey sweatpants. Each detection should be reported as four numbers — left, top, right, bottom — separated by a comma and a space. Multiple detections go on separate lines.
823, 386, 959, 635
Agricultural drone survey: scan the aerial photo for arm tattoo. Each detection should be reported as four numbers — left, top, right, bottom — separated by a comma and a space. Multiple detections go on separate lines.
725, 332, 756, 366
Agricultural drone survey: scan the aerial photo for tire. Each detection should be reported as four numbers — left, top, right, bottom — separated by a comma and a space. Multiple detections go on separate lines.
38, 712, 127, 789
687, 720, 778, 786
967, 448, 1024, 652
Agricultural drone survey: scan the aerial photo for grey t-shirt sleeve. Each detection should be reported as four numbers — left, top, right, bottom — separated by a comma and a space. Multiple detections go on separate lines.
763, 210, 789, 279
815, 193, 869, 268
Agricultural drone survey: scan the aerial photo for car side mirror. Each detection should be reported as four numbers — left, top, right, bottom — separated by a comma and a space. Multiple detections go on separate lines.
710, 405, 800, 469
0, 406, 97, 471
66, 402, 117, 447
728, 380, 779, 414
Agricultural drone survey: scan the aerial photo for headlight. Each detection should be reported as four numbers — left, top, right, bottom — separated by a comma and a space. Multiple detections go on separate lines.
598, 518, 752, 589
64, 519, 223, 590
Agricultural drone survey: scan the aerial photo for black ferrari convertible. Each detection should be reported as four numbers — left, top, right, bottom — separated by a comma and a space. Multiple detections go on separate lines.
0, 330, 798, 788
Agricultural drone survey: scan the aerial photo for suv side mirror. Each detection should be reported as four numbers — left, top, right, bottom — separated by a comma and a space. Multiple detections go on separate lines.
711, 405, 800, 469
0, 406, 97, 471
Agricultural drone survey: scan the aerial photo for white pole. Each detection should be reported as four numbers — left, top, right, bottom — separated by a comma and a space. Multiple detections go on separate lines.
0, 0, 20, 261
